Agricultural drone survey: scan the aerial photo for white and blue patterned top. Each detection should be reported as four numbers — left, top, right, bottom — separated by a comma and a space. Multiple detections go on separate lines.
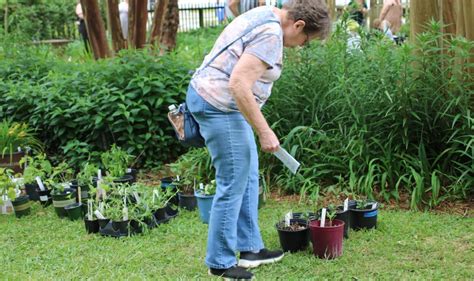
191, 6, 283, 112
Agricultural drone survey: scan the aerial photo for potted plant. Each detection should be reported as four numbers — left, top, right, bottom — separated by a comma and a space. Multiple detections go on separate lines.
327, 204, 350, 239
349, 199, 378, 230
84, 191, 100, 234
48, 162, 76, 218
20, 153, 52, 203
101, 144, 134, 184
73, 162, 98, 203
160, 177, 179, 216
173, 177, 197, 211
106, 197, 130, 235
275, 212, 310, 253
309, 208, 345, 259
195, 180, 216, 224
1, 168, 31, 218
0, 120, 42, 174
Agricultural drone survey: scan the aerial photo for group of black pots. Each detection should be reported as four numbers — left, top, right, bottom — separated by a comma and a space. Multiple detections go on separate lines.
276, 200, 379, 259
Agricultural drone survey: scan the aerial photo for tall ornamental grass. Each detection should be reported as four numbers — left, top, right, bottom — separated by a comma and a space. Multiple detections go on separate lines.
263, 21, 473, 209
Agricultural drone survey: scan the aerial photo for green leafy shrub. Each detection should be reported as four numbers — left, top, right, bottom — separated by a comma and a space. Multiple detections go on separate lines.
264, 20, 473, 209
0, 48, 191, 168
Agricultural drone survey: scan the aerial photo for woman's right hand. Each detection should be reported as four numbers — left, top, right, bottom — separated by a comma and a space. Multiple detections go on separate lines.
259, 129, 280, 153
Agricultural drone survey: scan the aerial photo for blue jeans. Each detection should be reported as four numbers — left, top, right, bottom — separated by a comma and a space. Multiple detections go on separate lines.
186, 86, 264, 269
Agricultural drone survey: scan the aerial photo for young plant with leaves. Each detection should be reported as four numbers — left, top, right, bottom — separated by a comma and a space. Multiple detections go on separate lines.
101, 144, 133, 179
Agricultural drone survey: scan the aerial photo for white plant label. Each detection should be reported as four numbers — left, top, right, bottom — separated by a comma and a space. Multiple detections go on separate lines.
88, 200, 93, 220
199, 183, 204, 190
372, 202, 377, 210
126, 168, 132, 173
284, 211, 292, 227
97, 169, 102, 180
133, 192, 141, 203
39, 196, 48, 202
273, 146, 301, 174
94, 210, 106, 220
320, 208, 327, 227
17, 147, 22, 152
35, 176, 46, 191
122, 207, 128, 221
344, 198, 349, 211
177, 175, 180, 181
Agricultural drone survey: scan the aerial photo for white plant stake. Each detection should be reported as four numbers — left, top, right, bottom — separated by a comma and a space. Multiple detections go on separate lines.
94, 210, 106, 219
35, 176, 46, 191
176, 175, 180, 181
372, 202, 377, 210
133, 191, 141, 203
284, 211, 292, 227
122, 197, 128, 221
97, 169, 102, 180
199, 183, 204, 190
88, 200, 93, 220
320, 208, 327, 227
344, 198, 349, 211
77, 186, 82, 203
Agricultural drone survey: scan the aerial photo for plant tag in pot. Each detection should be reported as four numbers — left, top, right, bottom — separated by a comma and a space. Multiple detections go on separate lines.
17, 147, 22, 152
35, 176, 46, 191
97, 169, 102, 180
133, 192, 141, 203
199, 183, 204, 190
122, 207, 128, 221
126, 168, 132, 173
343, 198, 349, 211
94, 210, 106, 219
372, 202, 377, 210
39, 195, 48, 202
284, 211, 292, 227
320, 208, 327, 227
176, 175, 180, 181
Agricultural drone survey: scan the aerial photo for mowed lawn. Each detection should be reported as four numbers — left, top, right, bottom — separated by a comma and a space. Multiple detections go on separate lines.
1, 198, 472, 280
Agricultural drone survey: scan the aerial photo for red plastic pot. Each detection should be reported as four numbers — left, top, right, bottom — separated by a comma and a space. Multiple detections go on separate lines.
309, 219, 344, 259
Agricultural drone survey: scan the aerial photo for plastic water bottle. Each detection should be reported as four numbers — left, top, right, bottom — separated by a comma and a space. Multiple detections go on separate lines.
168, 105, 185, 140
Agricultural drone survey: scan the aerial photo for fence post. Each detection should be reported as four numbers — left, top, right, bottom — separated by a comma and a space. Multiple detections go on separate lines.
199, 8, 204, 28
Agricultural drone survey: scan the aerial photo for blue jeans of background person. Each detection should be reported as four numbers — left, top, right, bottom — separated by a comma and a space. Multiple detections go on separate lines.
186, 85, 264, 269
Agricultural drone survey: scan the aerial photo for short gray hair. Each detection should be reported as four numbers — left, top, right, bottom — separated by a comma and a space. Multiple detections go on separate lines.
284, 0, 331, 39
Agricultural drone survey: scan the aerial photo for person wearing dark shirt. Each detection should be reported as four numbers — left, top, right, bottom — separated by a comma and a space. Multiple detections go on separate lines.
348, 0, 368, 26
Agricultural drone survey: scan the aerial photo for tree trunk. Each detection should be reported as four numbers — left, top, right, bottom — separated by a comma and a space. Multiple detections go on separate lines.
160, 0, 179, 51
128, 0, 148, 49
81, 0, 111, 59
410, 0, 439, 41
107, 0, 127, 52
149, 0, 170, 47
326, 0, 336, 20
455, 0, 474, 75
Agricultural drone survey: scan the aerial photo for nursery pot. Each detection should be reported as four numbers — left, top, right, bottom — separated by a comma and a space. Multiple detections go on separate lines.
98, 218, 111, 229
309, 219, 344, 259
24, 183, 40, 201
69, 181, 90, 202
125, 168, 138, 183
37, 188, 52, 207
113, 174, 134, 185
153, 207, 167, 221
0, 151, 25, 174
64, 202, 83, 221
349, 201, 378, 230
51, 188, 77, 218
84, 218, 100, 234
12, 195, 31, 218
276, 219, 310, 252
178, 192, 197, 211
112, 220, 130, 234
335, 206, 350, 239
195, 190, 214, 224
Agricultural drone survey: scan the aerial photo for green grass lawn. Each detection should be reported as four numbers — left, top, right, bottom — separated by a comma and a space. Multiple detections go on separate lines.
1, 198, 472, 280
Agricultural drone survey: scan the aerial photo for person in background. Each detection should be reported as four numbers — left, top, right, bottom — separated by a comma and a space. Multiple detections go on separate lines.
186, 0, 331, 280
119, 0, 129, 39
228, 0, 265, 17
372, 18, 395, 41
348, 0, 367, 26
75, 0, 90, 53
378, 0, 402, 34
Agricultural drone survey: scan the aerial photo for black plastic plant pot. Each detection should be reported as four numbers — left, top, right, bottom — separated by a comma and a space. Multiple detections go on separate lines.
84, 218, 100, 234
154, 207, 167, 221
112, 220, 130, 234
130, 220, 142, 234
52, 188, 77, 218
113, 174, 134, 185
276, 219, 310, 252
349, 201, 378, 230
178, 192, 197, 211
336, 206, 350, 239
125, 168, 139, 183
65, 202, 83, 221
37, 189, 52, 207
12, 195, 31, 218
69, 181, 90, 202
24, 183, 40, 201
98, 218, 111, 229
161, 177, 179, 206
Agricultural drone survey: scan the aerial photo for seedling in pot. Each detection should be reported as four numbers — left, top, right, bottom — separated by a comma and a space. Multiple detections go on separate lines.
101, 145, 133, 179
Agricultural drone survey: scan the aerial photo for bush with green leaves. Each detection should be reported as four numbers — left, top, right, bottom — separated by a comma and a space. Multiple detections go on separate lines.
0, 48, 191, 168
263, 20, 473, 209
